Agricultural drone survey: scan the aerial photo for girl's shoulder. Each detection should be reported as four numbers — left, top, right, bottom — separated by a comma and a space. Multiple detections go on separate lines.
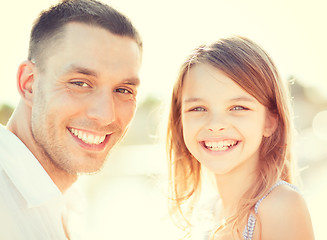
259, 181, 302, 212
257, 182, 314, 239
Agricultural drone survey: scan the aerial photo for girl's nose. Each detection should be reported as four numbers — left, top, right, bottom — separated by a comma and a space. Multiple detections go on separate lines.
207, 113, 227, 132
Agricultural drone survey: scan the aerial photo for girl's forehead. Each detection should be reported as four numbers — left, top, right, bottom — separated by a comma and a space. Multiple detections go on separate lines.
185, 64, 237, 87
182, 63, 256, 101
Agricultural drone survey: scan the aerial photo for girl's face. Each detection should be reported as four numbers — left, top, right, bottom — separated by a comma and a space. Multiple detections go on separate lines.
181, 63, 276, 176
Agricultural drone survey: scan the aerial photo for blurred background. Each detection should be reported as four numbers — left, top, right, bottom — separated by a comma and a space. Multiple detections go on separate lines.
1, 0, 326, 239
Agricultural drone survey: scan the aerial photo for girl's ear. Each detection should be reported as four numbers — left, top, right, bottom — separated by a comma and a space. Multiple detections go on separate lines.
17, 60, 36, 107
263, 111, 278, 137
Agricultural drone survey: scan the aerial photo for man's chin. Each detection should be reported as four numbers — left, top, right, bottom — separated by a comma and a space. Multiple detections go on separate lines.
58, 159, 106, 176
76, 167, 103, 176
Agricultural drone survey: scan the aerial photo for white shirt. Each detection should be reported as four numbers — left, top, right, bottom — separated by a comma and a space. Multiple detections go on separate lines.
0, 125, 71, 239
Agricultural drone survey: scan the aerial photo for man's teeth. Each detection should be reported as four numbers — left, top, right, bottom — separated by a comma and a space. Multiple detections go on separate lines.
70, 128, 106, 145
204, 140, 237, 151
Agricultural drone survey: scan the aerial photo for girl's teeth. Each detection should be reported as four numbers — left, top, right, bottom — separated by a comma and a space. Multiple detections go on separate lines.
82, 133, 88, 142
78, 130, 83, 139
204, 140, 237, 151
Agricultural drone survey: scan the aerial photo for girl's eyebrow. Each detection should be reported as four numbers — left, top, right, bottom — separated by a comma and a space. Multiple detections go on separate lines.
183, 96, 256, 104
229, 96, 257, 103
183, 97, 203, 104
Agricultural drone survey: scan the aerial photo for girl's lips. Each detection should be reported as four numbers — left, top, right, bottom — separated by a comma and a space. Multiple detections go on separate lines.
200, 140, 240, 154
204, 139, 238, 150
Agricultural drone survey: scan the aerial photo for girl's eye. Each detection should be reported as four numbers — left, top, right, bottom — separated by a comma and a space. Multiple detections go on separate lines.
231, 106, 248, 111
114, 88, 133, 94
190, 107, 206, 112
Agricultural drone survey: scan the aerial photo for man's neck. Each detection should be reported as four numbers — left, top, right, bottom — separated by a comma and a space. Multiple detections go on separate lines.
7, 102, 77, 193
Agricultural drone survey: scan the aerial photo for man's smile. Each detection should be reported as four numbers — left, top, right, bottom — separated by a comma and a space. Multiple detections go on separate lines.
68, 127, 108, 145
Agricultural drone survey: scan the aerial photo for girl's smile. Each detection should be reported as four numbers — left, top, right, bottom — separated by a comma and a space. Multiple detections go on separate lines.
200, 139, 240, 153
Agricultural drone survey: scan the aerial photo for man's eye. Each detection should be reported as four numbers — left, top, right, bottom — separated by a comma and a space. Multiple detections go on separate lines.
114, 88, 132, 94
71, 81, 90, 88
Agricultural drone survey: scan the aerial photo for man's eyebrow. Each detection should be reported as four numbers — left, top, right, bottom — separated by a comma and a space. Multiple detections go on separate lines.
63, 64, 98, 77
63, 64, 140, 86
122, 77, 140, 87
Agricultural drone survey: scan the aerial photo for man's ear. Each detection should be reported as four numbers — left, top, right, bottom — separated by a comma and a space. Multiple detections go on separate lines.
17, 60, 36, 107
263, 111, 278, 137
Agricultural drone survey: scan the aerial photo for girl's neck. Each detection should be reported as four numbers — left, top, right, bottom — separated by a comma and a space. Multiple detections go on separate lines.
214, 167, 259, 220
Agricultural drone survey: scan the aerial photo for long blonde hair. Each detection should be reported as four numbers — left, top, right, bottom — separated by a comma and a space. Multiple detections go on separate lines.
167, 36, 295, 238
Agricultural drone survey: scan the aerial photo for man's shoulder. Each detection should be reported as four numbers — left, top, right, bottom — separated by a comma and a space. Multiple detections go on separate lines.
0, 124, 25, 157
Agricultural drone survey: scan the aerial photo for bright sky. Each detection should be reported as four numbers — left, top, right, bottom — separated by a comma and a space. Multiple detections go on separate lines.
1, 0, 326, 107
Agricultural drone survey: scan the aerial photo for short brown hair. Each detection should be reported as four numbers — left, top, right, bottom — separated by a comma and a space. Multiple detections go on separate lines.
28, 0, 142, 69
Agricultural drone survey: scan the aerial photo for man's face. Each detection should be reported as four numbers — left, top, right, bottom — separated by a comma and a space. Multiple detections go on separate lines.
31, 22, 141, 175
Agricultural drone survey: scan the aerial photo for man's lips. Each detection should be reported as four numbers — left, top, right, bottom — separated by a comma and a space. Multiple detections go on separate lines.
68, 127, 111, 151
68, 127, 107, 145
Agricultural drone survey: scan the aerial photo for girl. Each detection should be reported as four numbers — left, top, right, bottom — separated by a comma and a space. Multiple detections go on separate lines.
167, 36, 314, 239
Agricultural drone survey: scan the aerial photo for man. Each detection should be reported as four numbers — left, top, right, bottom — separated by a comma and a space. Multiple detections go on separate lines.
0, 0, 142, 239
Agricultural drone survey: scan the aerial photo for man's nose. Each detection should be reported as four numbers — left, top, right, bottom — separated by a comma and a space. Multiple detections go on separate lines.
86, 91, 116, 125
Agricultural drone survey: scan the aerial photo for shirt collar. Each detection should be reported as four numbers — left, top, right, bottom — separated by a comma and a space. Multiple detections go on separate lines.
0, 125, 62, 207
